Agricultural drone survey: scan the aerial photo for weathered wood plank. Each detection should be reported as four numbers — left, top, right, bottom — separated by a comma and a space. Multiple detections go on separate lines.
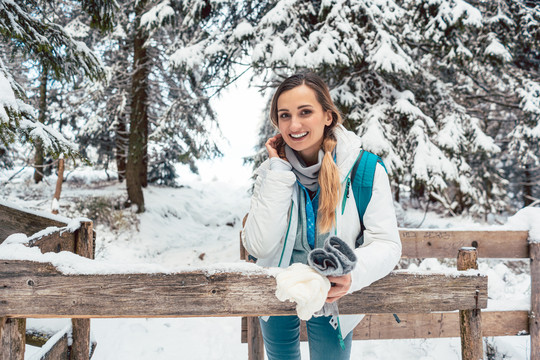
242, 311, 528, 342
71, 221, 93, 360
531, 243, 540, 360
0, 318, 25, 360
0, 203, 68, 242
41, 331, 69, 360
458, 248, 483, 360
247, 316, 264, 360
29, 231, 76, 254
0, 260, 487, 318
400, 230, 529, 259
345, 311, 526, 341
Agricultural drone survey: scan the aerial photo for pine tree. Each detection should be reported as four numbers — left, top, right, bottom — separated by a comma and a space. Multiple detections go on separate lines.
0, 0, 114, 172
230, 0, 538, 215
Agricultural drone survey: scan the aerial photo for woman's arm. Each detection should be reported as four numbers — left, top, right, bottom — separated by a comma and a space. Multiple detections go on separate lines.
242, 157, 296, 259
348, 163, 402, 293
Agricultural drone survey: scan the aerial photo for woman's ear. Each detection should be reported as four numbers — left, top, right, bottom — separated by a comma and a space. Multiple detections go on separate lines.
325, 110, 333, 126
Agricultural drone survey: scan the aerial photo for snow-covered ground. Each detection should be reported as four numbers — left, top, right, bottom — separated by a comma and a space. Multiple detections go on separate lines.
0, 166, 536, 359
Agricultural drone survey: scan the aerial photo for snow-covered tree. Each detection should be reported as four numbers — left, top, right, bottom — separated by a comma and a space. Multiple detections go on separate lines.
223, 0, 538, 215
0, 0, 114, 177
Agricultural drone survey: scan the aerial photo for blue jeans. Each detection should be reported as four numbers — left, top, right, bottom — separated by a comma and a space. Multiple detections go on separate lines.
259, 315, 353, 360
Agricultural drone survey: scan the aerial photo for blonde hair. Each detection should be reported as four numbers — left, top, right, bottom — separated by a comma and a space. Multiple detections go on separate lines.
270, 73, 342, 233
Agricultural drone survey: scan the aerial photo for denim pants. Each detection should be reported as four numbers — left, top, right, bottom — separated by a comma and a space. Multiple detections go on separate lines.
259, 315, 353, 360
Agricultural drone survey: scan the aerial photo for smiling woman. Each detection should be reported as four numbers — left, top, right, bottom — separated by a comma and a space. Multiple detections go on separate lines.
242, 72, 402, 360
274, 85, 332, 166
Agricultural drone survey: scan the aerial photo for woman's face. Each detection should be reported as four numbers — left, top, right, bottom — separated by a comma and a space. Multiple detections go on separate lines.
277, 84, 332, 166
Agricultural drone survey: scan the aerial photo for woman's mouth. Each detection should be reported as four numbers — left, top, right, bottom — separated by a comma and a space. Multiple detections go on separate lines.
290, 132, 308, 140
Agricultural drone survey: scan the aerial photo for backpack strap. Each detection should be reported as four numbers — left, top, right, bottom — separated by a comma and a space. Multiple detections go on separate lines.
350, 150, 386, 247
350, 151, 399, 324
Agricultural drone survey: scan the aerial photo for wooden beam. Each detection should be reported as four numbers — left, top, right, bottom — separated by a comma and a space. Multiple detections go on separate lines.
531, 242, 540, 360
29, 231, 76, 254
239, 230, 264, 360
242, 311, 528, 342
40, 331, 69, 360
400, 230, 529, 258
0, 260, 487, 318
0, 203, 68, 242
71, 221, 94, 360
345, 311, 527, 341
458, 248, 483, 360
0, 318, 25, 360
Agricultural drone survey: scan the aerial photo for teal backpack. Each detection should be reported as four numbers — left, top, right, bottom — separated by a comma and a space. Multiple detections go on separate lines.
349, 151, 400, 323
349, 150, 387, 248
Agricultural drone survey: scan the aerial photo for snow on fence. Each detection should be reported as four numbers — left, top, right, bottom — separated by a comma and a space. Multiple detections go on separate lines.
0, 202, 95, 360
241, 225, 535, 360
2, 202, 526, 360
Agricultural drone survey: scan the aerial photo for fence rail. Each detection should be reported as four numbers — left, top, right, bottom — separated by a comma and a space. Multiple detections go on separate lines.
0, 201, 533, 360
0, 201, 94, 360
0, 261, 486, 318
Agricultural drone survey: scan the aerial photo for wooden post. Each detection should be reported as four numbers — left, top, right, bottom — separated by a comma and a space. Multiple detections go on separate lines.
71, 221, 94, 360
240, 215, 264, 360
458, 248, 483, 360
0, 318, 25, 360
52, 157, 65, 215
530, 242, 540, 359
247, 317, 264, 360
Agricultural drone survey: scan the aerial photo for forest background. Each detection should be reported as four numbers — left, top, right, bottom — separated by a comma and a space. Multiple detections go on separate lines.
1, 0, 539, 223
0, 0, 539, 358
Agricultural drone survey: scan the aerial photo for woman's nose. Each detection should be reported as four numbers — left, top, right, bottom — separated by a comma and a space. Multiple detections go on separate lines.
289, 116, 302, 131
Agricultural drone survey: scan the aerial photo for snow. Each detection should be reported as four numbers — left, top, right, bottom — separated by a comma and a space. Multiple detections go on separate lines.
518, 81, 540, 115
26, 325, 70, 360
0, 170, 540, 360
0, 199, 80, 228
233, 21, 254, 39
484, 35, 512, 62
367, 30, 415, 75
505, 207, 540, 243
0, 70, 18, 123
141, 1, 175, 30
170, 42, 205, 69
1, 155, 537, 359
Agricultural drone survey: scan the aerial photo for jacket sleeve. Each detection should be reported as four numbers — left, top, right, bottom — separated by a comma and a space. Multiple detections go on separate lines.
241, 158, 297, 259
348, 163, 402, 293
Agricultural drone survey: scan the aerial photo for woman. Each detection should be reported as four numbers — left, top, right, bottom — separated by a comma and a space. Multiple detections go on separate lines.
242, 72, 401, 360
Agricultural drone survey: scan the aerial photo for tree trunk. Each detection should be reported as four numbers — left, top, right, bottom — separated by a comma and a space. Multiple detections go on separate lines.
126, 0, 150, 212
51, 157, 64, 215
33, 66, 47, 184
116, 114, 127, 183
524, 164, 533, 207
141, 119, 148, 188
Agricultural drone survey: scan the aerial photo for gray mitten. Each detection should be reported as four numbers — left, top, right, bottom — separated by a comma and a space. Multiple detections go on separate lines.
307, 248, 343, 276
308, 237, 358, 318
324, 236, 357, 274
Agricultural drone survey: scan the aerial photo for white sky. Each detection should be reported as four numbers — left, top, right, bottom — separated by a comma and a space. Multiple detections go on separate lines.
177, 73, 268, 186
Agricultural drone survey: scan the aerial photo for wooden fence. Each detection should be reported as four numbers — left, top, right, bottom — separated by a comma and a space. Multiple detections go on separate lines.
241, 228, 535, 359
0, 202, 95, 360
1, 202, 521, 359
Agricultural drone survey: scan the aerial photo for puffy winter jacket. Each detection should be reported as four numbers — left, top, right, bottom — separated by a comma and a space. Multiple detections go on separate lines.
241, 124, 402, 337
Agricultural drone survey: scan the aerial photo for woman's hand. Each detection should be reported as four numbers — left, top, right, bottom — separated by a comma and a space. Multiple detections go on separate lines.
326, 273, 352, 303
265, 134, 286, 160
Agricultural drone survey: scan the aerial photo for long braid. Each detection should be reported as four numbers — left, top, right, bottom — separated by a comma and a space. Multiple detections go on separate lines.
317, 132, 340, 233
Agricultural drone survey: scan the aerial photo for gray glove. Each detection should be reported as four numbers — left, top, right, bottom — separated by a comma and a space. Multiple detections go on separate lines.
307, 236, 357, 318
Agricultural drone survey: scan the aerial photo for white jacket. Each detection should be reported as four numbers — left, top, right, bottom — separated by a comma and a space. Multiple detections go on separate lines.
241, 124, 401, 337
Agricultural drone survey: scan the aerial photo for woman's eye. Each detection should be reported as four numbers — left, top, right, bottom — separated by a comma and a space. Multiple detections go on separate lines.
301, 110, 312, 116
279, 113, 290, 119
